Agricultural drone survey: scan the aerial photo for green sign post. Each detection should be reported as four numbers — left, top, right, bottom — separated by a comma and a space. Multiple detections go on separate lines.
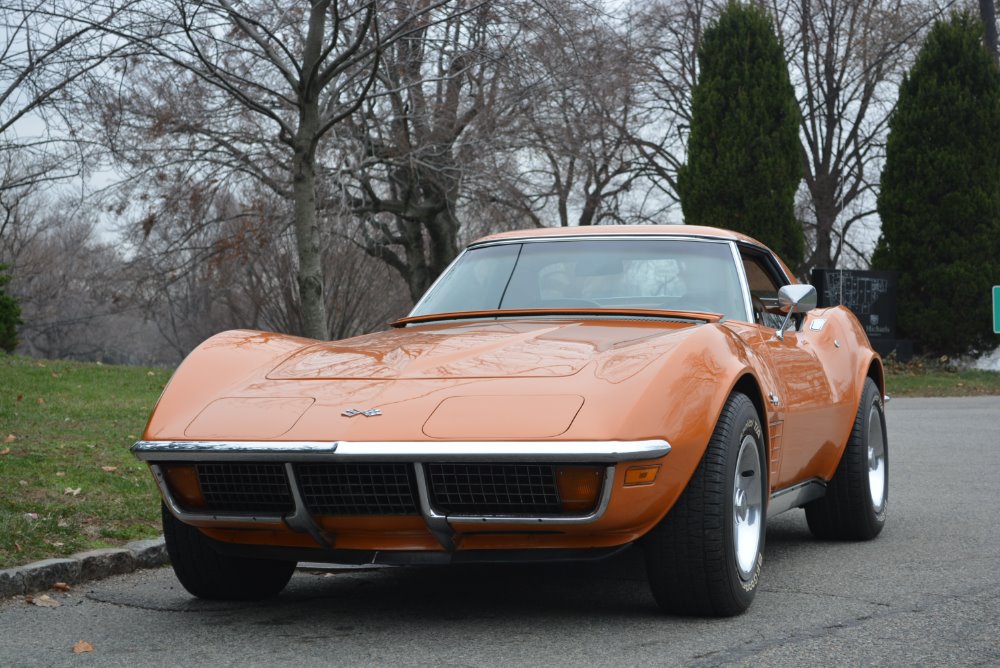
995, 286, 1000, 334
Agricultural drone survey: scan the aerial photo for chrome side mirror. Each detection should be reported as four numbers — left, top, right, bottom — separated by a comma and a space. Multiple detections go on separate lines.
775, 284, 817, 340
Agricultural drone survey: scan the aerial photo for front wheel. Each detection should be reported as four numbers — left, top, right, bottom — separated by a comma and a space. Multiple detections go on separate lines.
805, 377, 888, 540
161, 503, 296, 600
643, 392, 767, 616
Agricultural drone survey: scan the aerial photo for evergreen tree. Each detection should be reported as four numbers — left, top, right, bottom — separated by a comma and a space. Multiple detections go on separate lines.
0, 265, 22, 354
873, 12, 1000, 356
678, 2, 803, 268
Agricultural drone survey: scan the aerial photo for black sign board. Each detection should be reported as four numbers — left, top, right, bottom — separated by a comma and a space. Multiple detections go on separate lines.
810, 269, 898, 340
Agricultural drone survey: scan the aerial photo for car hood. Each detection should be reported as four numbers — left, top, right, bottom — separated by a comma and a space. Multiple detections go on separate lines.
150, 318, 726, 442
266, 319, 698, 380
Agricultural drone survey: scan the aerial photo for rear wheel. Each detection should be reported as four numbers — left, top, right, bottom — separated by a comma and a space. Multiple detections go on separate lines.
805, 377, 888, 540
643, 392, 766, 616
161, 503, 296, 600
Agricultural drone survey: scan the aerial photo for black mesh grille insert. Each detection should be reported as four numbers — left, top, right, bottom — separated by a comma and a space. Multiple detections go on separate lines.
296, 463, 419, 515
196, 463, 293, 513
427, 463, 562, 515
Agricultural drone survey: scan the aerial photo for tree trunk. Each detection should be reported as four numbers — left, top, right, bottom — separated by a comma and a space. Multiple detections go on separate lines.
403, 220, 431, 304
808, 209, 834, 272
291, 0, 331, 341
291, 137, 329, 340
803, 172, 839, 273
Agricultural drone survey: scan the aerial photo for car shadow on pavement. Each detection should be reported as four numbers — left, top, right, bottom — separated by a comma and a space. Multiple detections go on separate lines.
87, 512, 824, 623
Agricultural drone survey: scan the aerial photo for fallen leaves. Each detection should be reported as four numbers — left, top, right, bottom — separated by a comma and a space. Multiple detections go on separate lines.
63, 487, 82, 496
0, 448, 10, 456
72, 641, 93, 654
101, 466, 117, 473
52, 582, 71, 592
28, 594, 61, 608
3, 434, 15, 443
36, 397, 45, 405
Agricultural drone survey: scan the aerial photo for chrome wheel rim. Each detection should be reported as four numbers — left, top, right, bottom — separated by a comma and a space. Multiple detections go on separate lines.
867, 402, 887, 512
733, 434, 764, 581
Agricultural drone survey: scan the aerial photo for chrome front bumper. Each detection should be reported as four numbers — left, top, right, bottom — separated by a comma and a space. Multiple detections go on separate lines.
131, 439, 672, 462
132, 439, 671, 551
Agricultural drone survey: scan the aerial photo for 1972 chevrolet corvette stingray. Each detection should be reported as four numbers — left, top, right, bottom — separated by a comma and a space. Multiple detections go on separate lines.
132, 225, 888, 616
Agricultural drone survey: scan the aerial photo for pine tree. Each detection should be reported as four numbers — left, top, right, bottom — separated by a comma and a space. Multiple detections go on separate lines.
873, 12, 1000, 356
677, 2, 803, 268
0, 264, 22, 354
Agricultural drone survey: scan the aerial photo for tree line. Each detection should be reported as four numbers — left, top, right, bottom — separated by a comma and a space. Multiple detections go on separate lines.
1, 0, 997, 361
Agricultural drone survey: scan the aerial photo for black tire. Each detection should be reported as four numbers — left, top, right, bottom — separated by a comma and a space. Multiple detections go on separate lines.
161, 503, 296, 600
805, 377, 888, 540
643, 392, 767, 616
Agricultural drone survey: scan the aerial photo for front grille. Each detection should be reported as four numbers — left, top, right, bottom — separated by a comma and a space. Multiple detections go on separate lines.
427, 463, 562, 515
196, 463, 294, 513
296, 463, 419, 515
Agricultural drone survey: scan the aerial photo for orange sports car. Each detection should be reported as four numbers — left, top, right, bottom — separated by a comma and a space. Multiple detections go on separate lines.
132, 225, 888, 616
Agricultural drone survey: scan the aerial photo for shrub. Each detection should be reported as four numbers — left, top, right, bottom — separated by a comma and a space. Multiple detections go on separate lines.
0, 264, 22, 353
873, 12, 1000, 356
678, 1, 803, 268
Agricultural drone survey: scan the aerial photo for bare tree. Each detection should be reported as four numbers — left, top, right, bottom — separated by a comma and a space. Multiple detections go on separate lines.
340, 0, 528, 300
118, 179, 410, 358
343, 1, 673, 301
0, 0, 132, 201
0, 187, 167, 362
775, 0, 935, 272
96, 0, 459, 340
502, 6, 667, 228
630, 0, 723, 206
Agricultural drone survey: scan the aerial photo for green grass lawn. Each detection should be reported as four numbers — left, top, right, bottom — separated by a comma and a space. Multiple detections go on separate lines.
0, 356, 170, 569
884, 358, 1000, 397
0, 353, 997, 571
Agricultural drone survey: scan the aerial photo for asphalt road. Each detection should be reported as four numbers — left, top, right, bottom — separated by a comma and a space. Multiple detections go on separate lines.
2, 396, 998, 667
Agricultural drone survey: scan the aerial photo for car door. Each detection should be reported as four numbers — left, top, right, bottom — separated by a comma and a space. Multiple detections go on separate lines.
737, 247, 838, 490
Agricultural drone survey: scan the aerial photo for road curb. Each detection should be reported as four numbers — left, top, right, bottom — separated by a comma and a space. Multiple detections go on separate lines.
0, 536, 168, 599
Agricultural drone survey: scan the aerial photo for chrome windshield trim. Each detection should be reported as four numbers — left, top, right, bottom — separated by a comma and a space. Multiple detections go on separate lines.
464, 233, 742, 249
729, 240, 756, 324
132, 439, 671, 463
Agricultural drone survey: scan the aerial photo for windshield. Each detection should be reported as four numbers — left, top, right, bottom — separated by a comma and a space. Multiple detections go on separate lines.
411, 238, 748, 321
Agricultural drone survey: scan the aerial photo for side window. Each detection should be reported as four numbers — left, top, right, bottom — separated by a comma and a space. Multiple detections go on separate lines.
741, 253, 786, 330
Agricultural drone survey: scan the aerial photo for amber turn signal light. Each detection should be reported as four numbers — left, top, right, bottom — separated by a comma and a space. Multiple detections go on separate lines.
624, 465, 660, 486
160, 464, 206, 509
555, 465, 603, 514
